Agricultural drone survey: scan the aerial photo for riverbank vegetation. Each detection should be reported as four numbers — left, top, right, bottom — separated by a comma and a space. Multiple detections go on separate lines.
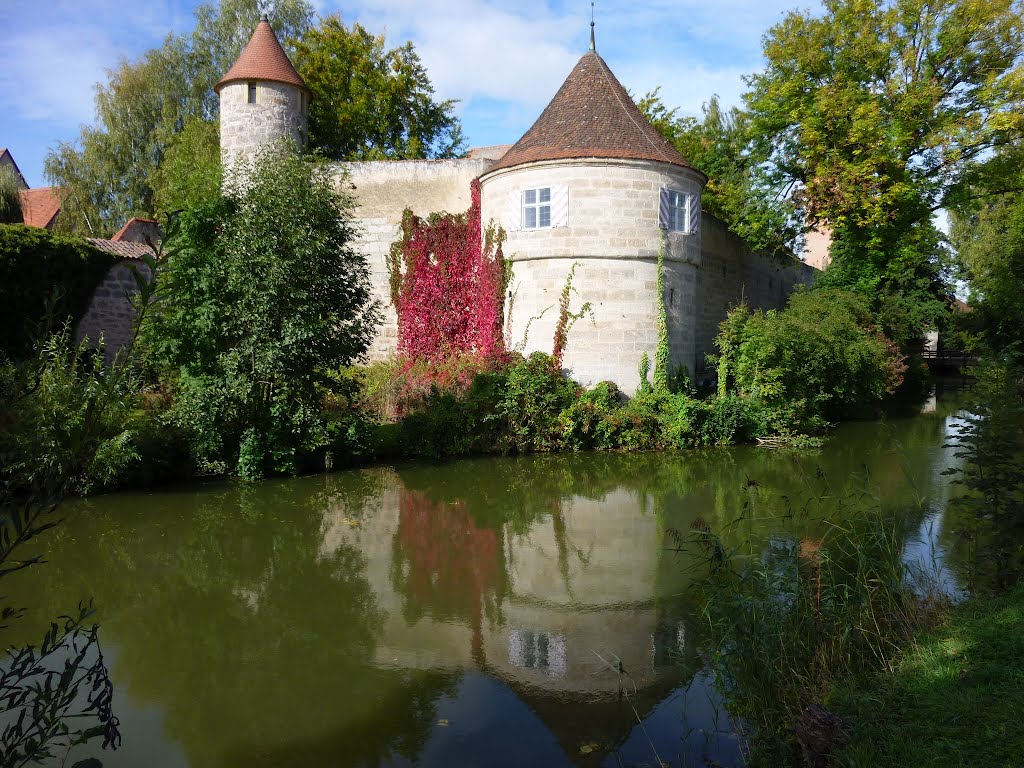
680, 359, 1024, 766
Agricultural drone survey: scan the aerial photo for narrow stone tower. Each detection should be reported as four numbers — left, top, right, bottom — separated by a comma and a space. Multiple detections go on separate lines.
215, 14, 309, 180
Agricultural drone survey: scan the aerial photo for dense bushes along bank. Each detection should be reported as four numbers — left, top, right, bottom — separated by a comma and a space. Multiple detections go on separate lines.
2, 282, 919, 493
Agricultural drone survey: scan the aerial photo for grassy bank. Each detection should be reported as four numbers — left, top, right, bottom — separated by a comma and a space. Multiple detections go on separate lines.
831, 583, 1024, 767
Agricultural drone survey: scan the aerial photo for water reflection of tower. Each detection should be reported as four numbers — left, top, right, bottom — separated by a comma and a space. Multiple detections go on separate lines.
322, 475, 694, 695
484, 487, 690, 697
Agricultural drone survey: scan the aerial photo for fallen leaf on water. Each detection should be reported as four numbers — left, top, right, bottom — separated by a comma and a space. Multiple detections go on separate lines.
437, 719, 449, 726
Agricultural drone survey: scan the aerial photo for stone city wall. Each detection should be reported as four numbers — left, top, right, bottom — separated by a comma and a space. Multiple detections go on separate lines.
338, 158, 498, 360
695, 214, 817, 373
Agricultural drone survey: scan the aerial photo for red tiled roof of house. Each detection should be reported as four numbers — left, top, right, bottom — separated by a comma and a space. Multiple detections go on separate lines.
86, 238, 153, 260
19, 187, 62, 229
488, 52, 702, 176
111, 217, 161, 244
214, 16, 308, 94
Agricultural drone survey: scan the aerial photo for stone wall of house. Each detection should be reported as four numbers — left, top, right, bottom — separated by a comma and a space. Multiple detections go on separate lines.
480, 158, 705, 392
336, 158, 498, 359
220, 81, 306, 178
75, 261, 151, 363
695, 215, 817, 375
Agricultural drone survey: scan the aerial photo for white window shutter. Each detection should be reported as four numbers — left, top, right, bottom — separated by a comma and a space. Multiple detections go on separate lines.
688, 194, 701, 234
551, 185, 569, 228
659, 187, 670, 229
507, 190, 522, 231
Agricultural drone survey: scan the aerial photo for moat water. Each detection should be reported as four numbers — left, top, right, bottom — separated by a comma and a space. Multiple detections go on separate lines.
10, 388, 971, 767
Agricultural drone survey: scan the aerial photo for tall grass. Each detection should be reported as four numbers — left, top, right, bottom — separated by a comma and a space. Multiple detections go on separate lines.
679, 485, 945, 766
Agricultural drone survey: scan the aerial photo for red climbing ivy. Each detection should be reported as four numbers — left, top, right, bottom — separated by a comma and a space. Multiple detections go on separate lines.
388, 180, 508, 362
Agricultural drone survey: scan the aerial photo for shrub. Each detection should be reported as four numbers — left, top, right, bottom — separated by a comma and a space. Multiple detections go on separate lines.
560, 381, 622, 450
692, 394, 765, 446
142, 144, 380, 479
0, 224, 117, 359
0, 326, 141, 495
714, 289, 905, 431
599, 389, 672, 450
495, 352, 580, 453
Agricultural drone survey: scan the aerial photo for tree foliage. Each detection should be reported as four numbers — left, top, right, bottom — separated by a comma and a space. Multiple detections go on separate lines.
744, 0, 1024, 342
639, 92, 800, 255
142, 144, 380, 479
952, 185, 1024, 354
748, 0, 1024, 234
293, 15, 465, 160
153, 117, 223, 215
45, 0, 313, 236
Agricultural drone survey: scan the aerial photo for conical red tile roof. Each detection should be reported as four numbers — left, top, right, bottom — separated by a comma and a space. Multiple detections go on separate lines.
488, 52, 701, 176
215, 17, 307, 93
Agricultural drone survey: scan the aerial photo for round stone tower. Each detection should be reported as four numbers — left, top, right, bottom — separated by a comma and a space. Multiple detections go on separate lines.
479, 50, 707, 393
215, 14, 309, 180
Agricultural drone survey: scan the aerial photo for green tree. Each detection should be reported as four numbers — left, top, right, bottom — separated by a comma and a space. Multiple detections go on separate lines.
750, 0, 1024, 234
293, 15, 465, 160
0, 165, 23, 224
153, 117, 223, 214
142, 144, 380, 479
639, 92, 800, 255
746, 0, 1024, 282
953, 195, 1024, 354
44, 0, 313, 236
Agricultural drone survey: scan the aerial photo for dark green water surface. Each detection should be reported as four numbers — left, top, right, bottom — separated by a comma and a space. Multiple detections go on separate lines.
11, 393, 970, 767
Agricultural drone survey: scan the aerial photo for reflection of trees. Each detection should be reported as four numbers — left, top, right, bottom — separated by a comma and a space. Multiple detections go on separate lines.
941, 376, 1024, 591
6, 471, 458, 767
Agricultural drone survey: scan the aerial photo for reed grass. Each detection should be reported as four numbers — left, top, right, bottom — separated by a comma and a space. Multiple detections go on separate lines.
681, 485, 947, 766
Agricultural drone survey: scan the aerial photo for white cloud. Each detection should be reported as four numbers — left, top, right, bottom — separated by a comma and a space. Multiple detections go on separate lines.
324, 0, 814, 121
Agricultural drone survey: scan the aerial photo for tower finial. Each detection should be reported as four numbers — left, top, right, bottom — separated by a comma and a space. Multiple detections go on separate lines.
589, 2, 596, 51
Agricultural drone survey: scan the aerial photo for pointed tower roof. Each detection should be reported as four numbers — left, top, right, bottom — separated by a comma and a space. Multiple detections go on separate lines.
488, 52, 701, 176
214, 16, 308, 94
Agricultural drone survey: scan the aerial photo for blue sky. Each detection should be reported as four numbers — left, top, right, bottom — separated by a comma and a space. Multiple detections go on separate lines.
0, 0, 820, 189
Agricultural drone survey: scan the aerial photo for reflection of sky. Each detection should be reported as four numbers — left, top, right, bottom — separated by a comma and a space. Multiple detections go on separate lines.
900, 412, 973, 602
406, 672, 571, 768
603, 670, 742, 768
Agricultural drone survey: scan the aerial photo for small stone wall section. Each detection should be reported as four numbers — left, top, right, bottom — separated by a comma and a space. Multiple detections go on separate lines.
336, 158, 498, 360
75, 261, 151, 363
220, 81, 306, 177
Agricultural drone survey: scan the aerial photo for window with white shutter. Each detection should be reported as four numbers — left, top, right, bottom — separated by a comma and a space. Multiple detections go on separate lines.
522, 187, 552, 229
659, 188, 699, 234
